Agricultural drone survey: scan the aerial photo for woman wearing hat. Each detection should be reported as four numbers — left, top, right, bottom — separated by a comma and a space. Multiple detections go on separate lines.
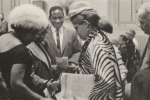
69, 1, 126, 100
0, 4, 52, 100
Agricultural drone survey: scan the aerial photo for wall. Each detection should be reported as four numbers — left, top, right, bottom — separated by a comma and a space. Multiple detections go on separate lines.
0, 0, 148, 54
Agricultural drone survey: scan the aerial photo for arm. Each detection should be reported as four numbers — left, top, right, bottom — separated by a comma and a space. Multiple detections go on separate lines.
0, 20, 8, 35
127, 42, 135, 59
11, 64, 49, 100
69, 33, 82, 65
115, 51, 128, 81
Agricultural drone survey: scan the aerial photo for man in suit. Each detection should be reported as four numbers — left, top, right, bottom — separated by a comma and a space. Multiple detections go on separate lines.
118, 35, 128, 65
43, 6, 81, 81
131, 2, 150, 100
0, 13, 8, 36
126, 30, 136, 69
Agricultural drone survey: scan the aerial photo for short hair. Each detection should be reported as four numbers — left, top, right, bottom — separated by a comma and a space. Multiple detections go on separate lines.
49, 6, 64, 17
9, 4, 49, 34
130, 29, 136, 35
138, 2, 150, 16
120, 35, 127, 42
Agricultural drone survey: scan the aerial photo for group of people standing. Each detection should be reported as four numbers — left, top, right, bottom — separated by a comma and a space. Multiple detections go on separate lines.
0, 1, 150, 100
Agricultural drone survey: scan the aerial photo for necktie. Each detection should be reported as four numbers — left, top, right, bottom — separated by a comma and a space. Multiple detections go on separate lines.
56, 29, 61, 55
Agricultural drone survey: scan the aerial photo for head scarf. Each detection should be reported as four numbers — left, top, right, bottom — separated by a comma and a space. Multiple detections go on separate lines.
69, 1, 113, 33
69, 1, 93, 18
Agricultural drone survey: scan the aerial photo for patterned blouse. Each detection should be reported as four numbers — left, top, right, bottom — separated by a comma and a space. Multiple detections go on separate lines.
79, 30, 126, 100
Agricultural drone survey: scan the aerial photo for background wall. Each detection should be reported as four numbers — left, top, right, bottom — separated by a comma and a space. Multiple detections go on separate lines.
0, 0, 149, 54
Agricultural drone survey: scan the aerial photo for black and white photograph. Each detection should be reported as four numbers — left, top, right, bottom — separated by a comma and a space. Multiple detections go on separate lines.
0, 0, 149, 100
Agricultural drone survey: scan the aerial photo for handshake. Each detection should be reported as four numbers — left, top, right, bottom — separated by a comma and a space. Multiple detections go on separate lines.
52, 57, 80, 74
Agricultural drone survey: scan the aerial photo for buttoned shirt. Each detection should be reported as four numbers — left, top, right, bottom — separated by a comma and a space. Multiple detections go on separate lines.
51, 25, 63, 53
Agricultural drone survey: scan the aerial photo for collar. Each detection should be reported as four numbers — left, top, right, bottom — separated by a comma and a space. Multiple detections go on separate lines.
51, 25, 63, 33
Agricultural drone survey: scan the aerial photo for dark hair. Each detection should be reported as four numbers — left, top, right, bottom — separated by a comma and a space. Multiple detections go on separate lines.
49, 6, 64, 17
11, 24, 38, 35
120, 35, 127, 42
70, 10, 100, 28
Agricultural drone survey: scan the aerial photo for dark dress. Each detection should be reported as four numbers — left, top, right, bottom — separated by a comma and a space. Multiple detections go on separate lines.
0, 44, 33, 100
119, 45, 128, 65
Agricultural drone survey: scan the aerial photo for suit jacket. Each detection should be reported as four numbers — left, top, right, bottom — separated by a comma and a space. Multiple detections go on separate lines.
43, 26, 81, 65
0, 19, 8, 36
28, 42, 53, 96
126, 40, 135, 60
119, 45, 128, 65
140, 37, 150, 70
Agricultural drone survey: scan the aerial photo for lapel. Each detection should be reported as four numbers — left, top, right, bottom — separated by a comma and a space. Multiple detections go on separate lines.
46, 27, 59, 55
62, 26, 69, 55
28, 42, 50, 69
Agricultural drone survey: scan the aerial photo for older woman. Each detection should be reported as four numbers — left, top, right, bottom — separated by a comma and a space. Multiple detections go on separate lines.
0, 4, 51, 100
69, 1, 126, 100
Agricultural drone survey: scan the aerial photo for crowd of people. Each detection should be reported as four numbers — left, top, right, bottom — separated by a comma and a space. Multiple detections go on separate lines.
0, 1, 150, 100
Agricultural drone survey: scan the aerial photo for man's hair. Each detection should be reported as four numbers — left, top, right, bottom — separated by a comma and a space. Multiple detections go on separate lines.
130, 29, 136, 36
49, 6, 64, 17
138, 2, 150, 16
120, 35, 127, 43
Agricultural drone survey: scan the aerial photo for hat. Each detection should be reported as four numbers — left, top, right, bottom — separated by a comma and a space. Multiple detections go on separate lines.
69, 1, 93, 18
9, 4, 49, 30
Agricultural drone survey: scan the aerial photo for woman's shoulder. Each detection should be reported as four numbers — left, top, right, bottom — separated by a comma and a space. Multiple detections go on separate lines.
0, 33, 22, 53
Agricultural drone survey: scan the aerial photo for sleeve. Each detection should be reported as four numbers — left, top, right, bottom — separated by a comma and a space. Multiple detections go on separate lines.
68, 32, 82, 64
89, 42, 115, 83
127, 42, 135, 59
115, 51, 128, 81
89, 42, 123, 98
11, 46, 31, 65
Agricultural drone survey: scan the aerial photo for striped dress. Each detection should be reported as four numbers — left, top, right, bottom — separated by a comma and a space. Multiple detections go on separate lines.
79, 30, 125, 100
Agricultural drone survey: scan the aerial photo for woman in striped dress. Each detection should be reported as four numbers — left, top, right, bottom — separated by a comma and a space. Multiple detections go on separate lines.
69, 1, 127, 100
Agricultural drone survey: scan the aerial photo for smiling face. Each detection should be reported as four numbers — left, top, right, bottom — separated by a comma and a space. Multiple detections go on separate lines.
50, 9, 64, 29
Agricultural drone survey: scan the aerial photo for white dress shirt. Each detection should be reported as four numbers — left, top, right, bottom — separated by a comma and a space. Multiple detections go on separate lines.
133, 38, 138, 49
51, 25, 63, 53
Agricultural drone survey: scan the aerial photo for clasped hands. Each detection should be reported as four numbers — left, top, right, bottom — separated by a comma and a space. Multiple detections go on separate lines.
46, 79, 59, 96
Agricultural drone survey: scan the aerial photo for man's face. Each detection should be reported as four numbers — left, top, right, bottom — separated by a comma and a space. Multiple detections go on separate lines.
119, 37, 125, 46
126, 31, 134, 40
138, 13, 150, 35
50, 9, 64, 29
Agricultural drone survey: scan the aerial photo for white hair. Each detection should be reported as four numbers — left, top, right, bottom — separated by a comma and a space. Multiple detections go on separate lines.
138, 2, 150, 16
9, 4, 49, 30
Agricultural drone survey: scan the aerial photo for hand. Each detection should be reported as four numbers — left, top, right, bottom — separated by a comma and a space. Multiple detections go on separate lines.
68, 63, 79, 73
47, 80, 59, 95
43, 98, 54, 100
